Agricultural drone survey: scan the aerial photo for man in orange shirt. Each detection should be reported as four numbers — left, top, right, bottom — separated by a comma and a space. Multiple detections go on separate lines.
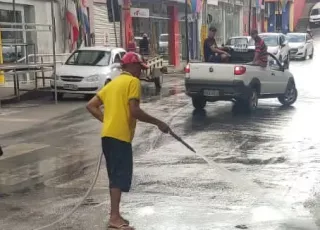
86, 52, 170, 229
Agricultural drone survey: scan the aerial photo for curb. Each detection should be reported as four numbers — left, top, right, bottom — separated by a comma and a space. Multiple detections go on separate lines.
0, 90, 52, 105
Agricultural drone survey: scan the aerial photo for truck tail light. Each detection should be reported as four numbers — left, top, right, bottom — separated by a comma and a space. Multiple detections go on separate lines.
234, 66, 246, 75
184, 63, 190, 73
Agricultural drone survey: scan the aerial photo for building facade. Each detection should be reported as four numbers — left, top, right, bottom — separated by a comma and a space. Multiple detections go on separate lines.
264, 0, 293, 33
207, 0, 244, 44
0, 0, 96, 64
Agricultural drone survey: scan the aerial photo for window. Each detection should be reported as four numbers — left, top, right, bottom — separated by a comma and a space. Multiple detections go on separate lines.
287, 34, 306, 43
113, 54, 121, 63
120, 52, 126, 58
260, 35, 279, 46
311, 8, 320, 16
65, 50, 111, 66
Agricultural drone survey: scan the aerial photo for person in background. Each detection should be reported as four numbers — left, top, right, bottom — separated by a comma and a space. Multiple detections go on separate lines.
86, 52, 170, 230
203, 26, 230, 63
307, 28, 313, 39
139, 33, 150, 56
251, 29, 268, 68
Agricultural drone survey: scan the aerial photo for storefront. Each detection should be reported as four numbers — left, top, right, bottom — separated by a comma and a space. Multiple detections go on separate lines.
93, 1, 120, 47
265, 0, 292, 33
0, 0, 80, 60
207, 0, 243, 44
130, 0, 170, 56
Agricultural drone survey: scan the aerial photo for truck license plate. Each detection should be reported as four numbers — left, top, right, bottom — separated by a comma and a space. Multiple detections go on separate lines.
203, 89, 219, 96
63, 84, 78, 90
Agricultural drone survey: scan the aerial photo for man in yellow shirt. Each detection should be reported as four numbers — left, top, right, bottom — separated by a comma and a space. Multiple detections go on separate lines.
86, 52, 170, 229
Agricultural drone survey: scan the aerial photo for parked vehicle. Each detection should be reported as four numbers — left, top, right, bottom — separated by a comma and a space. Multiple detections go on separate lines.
185, 49, 298, 112
50, 46, 166, 100
310, 2, 320, 28
259, 33, 290, 69
287, 33, 314, 60
158, 33, 168, 55
50, 47, 126, 100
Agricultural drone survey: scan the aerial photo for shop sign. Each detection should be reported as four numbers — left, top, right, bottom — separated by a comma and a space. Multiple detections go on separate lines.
130, 8, 150, 18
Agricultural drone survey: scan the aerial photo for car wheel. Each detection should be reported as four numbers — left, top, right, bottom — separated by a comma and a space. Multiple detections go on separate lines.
303, 51, 307, 60
52, 92, 64, 101
278, 81, 298, 106
310, 49, 314, 59
192, 96, 207, 110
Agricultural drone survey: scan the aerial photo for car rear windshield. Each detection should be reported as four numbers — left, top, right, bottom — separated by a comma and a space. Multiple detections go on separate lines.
287, 34, 306, 43
260, 35, 279, 46
311, 8, 320, 16
65, 50, 111, 66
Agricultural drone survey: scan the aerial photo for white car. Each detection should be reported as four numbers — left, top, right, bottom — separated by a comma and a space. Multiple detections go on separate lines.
50, 47, 126, 100
185, 51, 298, 112
158, 34, 168, 55
310, 2, 320, 28
225, 36, 254, 49
259, 33, 290, 69
287, 33, 314, 60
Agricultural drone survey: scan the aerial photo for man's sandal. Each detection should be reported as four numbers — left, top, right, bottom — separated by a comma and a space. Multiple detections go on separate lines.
108, 223, 134, 229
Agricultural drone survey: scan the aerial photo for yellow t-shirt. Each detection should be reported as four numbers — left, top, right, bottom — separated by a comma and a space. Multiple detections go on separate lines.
97, 72, 141, 143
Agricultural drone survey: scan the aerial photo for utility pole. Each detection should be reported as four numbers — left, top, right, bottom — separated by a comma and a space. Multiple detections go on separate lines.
110, 0, 119, 47
185, 0, 190, 63
248, 0, 252, 35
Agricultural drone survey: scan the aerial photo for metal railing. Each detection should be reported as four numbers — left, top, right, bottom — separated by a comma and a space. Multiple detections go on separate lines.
17, 53, 70, 65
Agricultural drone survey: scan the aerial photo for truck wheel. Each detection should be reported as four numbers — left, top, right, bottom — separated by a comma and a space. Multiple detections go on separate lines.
192, 96, 207, 110
52, 92, 64, 101
278, 81, 298, 106
240, 88, 258, 112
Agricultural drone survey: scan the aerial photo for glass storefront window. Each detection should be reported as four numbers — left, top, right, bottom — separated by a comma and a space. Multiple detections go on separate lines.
207, 3, 224, 45
131, 1, 169, 57
0, 9, 24, 63
225, 4, 240, 41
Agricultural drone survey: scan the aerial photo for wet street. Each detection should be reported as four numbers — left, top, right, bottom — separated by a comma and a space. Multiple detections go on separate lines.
1, 31, 320, 230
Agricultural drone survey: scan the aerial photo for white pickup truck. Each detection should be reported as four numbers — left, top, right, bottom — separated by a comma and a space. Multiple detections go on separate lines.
185, 48, 298, 111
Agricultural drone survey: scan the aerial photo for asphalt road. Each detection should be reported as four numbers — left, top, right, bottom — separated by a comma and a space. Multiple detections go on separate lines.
1, 30, 320, 230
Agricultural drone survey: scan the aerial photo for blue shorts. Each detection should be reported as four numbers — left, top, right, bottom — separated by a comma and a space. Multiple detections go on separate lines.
210, 55, 222, 63
102, 137, 133, 192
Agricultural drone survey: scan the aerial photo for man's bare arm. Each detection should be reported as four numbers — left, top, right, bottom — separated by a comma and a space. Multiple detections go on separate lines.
86, 96, 104, 122
210, 45, 229, 55
129, 99, 170, 133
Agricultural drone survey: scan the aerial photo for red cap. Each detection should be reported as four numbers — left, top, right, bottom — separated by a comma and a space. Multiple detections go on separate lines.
121, 52, 148, 69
